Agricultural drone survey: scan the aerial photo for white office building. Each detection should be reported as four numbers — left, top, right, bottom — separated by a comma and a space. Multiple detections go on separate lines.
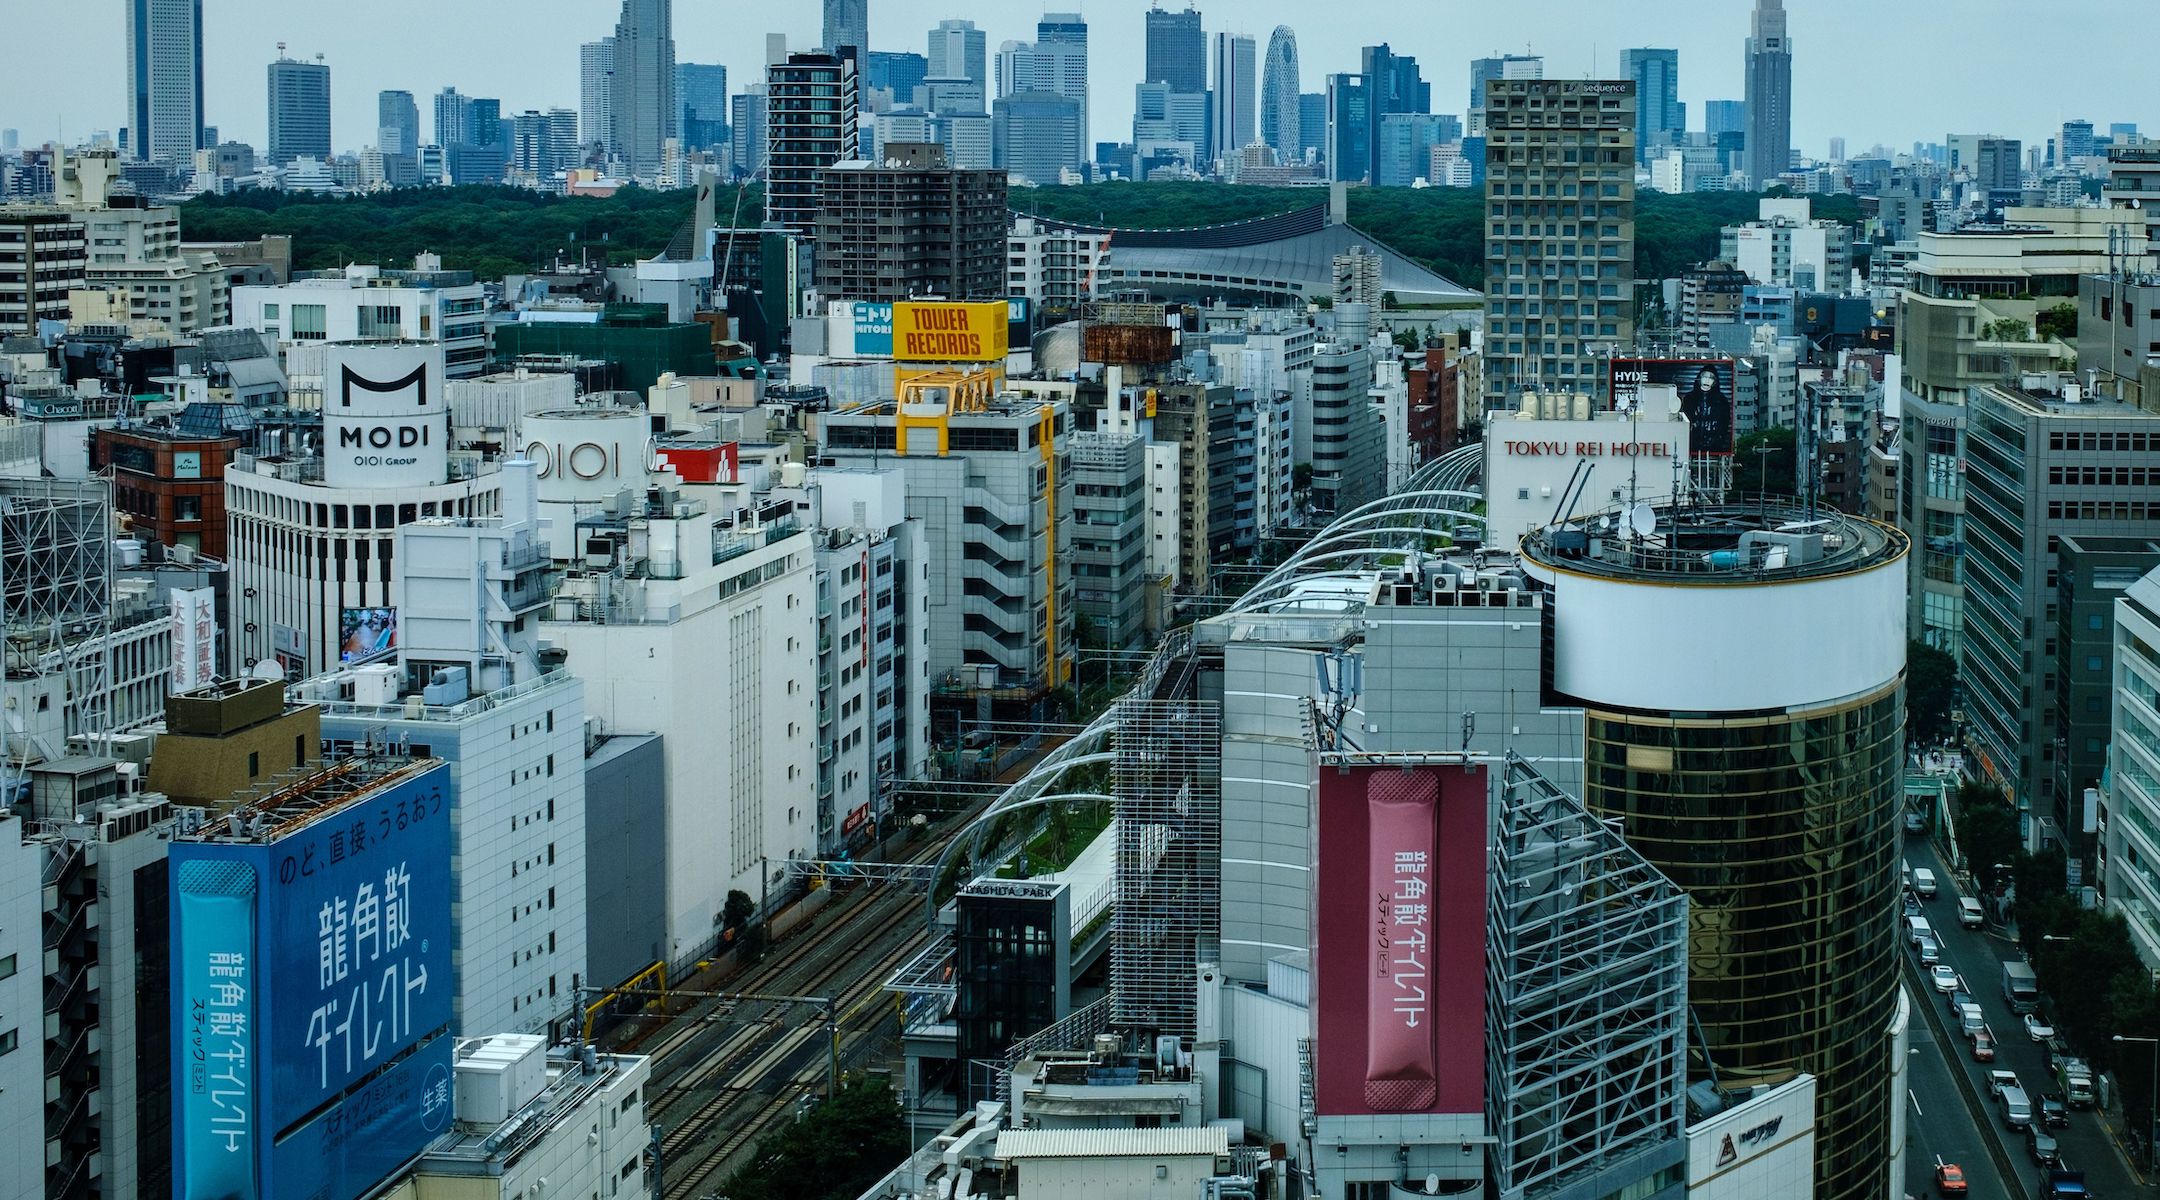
1007, 216, 1110, 313
225, 342, 503, 679
0, 813, 42, 1200
391, 1035, 652, 1199
542, 485, 817, 960
232, 264, 491, 378
309, 466, 590, 1036
1721, 197, 1854, 291
2109, 565, 2160, 969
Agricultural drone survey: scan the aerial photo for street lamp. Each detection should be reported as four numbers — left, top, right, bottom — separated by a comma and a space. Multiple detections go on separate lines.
2116, 1033, 2158, 1166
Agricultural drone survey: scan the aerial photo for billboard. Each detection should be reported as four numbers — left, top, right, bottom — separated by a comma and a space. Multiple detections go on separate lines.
1610, 358, 1735, 455
173, 763, 454, 1200
894, 301, 1010, 362
339, 607, 398, 662
171, 586, 218, 690
322, 342, 450, 489
1313, 763, 1487, 1116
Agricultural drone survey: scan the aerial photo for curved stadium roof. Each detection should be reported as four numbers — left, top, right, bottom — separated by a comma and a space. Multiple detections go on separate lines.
1021, 203, 1478, 306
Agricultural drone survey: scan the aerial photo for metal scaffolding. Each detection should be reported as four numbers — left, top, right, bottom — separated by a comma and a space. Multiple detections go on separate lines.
1109, 697, 1220, 1039
0, 478, 116, 767
1486, 755, 1690, 1200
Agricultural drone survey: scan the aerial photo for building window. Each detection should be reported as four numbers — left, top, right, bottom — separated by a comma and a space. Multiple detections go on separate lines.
0, 1028, 14, 1055
0, 953, 14, 980
247, 751, 259, 778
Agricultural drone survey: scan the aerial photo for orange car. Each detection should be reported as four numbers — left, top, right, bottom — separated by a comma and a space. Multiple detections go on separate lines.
1936, 1163, 1968, 1197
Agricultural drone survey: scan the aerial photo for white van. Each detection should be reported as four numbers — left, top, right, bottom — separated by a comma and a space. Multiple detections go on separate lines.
2001, 1085, 2032, 1128
1958, 1002, 1985, 1036
1906, 915, 1934, 946
1958, 897, 1986, 929
1913, 867, 1939, 898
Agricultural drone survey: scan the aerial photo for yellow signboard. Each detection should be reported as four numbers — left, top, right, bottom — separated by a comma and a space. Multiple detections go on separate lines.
893, 301, 1010, 362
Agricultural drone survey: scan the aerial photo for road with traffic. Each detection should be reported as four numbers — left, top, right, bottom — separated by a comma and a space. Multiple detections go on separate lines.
1903, 836, 2146, 1198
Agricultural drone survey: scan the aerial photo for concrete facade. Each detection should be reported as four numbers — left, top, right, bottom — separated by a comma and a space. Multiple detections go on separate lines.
581, 732, 666, 989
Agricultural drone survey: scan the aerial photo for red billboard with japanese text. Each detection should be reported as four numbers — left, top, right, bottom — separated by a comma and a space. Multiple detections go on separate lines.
1313, 763, 1487, 1116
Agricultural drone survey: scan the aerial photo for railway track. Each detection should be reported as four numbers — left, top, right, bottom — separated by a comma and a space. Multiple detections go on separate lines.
639, 748, 1070, 1199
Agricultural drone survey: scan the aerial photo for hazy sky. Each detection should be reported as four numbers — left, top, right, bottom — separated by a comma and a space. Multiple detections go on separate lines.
4, 0, 2152, 159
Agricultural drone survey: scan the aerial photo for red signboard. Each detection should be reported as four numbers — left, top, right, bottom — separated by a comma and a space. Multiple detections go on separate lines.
1313, 764, 1486, 1116
654, 441, 740, 484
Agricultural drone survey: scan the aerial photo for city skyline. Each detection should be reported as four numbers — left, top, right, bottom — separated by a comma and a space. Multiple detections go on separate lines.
5, 0, 2154, 162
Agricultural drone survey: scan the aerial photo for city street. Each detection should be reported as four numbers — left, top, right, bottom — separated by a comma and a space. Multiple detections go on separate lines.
1903, 837, 2146, 1198
1905, 999, 2015, 1200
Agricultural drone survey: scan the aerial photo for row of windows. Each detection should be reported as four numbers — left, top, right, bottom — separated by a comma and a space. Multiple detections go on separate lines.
2046, 499, 2160, 521
2047, 430, 2159, 452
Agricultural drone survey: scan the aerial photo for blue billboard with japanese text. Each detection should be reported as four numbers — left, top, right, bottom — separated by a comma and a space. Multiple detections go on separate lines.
173, 761, 456, 1200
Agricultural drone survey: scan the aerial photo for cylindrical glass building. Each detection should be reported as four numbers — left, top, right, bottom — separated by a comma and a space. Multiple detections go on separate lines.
1522, 504, 1909, 1200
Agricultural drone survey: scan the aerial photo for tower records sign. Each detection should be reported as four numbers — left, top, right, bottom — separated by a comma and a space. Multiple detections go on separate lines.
322, 343, 450, 488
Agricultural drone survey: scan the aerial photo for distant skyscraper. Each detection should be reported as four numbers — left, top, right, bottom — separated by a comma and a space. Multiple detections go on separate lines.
766, 51, 858, 235
1210, 32, 1256, 171
994, 90, 1084, 186
677, 62, 727, 149
928, 19, 987, 89
1037, 13, 1089, 153
266, 52, 330, 166
823, 0, 867, 56
1325, 73, 1368, 183
1261, 27, 1300, 164
1744, 0, 1793, 186
999, 38, 1088, 156
581, 38, 615, 150
1621, 48, 1681, 163
1705, 99, 1746, 137
868, 51, 928, 109
1468, 53, 1542, 114
434, 87, 471, 148
1144, 7, 1205, 92
2060, 119, 2095, 163
127, 0, 204, 163
610, 0, 677, 176
1297, 91, 1326, 160
546, 107, 579, 169
377, 89, 419, 156
1359, 43, 1428, 183
731, 85, 767, 177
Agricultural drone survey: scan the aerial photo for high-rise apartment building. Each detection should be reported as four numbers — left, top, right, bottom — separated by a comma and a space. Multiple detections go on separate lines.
0, 208, 88, 334
1480, 79, 1637, 410
266, 52, 331, 166
609, 0, 677, 176
580, 37, 614, 150
1621, 47, 1681, 163
1522, 502, 1909, 1200
766, 51, 859, 236
928, 19, 987, 88
1209, 32, 1256, 172
1144, 6, 1205, 92
435, 86, 471, 149
1744, 0, 1793, 186
378, 88, 419, 156
823, 0, 868, 56
730, 85, 767, 177
1260, 27, 1300, 163
126, 0, 204, 164
812, 145, 1006, 301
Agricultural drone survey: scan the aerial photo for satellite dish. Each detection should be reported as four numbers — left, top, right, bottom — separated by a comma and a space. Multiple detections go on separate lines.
249, 660, 285, 684
1628, 503, 1657, 538
1425, 1174, 1442, 1195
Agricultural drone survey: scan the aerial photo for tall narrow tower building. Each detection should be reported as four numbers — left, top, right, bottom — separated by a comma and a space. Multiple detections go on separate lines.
609, 0, 676, 176
1260, 27, 1300, 163
1745, 0, 1793, 185
126, 0, 204, 164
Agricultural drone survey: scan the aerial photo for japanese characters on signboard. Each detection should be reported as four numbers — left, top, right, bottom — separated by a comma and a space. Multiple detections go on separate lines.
170, 587, 218, 691
173, 763, 454, 1200
1312, 764, 1488, 1117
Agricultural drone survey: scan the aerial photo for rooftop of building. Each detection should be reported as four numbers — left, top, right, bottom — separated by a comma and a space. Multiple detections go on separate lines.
168, 748, 437, 845
416, 1038, 648, 1176
1519, 501, 1906, 585
1975, 377, 2160, 418
993, 1126, 1227, 1160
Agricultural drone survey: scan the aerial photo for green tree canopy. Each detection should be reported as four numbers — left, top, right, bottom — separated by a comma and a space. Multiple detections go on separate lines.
719, 1076, 910, 1200
1733, 427, 1798, 496
1906, 640, 1957, 746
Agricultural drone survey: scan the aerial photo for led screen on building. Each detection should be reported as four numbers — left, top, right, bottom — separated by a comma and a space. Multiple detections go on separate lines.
1610, 358, 1736, 455
339, 607, 398, 663
173, 762, 455, 1200
1313, 763, 1487, 1116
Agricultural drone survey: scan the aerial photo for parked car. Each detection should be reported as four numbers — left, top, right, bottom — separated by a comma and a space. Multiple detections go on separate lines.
1930, 964, 1961, 992
1988, 1069, 2021, 1098
2025, 1012, 2057, 1042
1917, 934, 1942, 965
2040, 1091, 2069, 1129
2026, 1124, 2062, 1167
1972, 1027, 1997, 1062
1935, 1163, 1968, 1198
